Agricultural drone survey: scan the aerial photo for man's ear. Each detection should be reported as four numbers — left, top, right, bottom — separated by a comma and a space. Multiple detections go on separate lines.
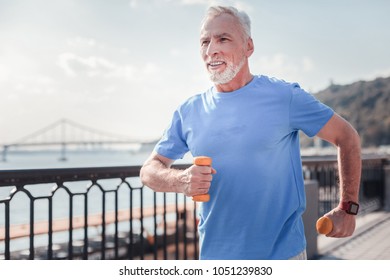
246, 37, 254, 57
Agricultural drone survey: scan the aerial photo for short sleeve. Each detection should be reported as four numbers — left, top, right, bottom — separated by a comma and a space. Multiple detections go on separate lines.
154, 109, 189, 160
289, 84, 334, 137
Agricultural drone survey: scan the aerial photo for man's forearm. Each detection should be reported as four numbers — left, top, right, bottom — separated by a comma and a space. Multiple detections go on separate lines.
337, 130, 361, 203
140, 158, 188, 194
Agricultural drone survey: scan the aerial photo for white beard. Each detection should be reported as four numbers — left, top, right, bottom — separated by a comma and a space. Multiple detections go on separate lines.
208, 57, 246, 85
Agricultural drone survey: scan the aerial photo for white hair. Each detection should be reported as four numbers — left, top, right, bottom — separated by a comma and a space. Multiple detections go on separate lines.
201, 6, 252, 39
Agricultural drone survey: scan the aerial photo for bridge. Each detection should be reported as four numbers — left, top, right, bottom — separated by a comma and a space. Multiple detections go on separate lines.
1, 119, 153, 161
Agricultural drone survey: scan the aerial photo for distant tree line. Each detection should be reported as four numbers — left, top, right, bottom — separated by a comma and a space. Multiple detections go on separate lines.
303, 76, 390, 148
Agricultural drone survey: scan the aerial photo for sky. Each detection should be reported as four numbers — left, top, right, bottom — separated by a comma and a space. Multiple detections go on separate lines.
1, 0, 389, 144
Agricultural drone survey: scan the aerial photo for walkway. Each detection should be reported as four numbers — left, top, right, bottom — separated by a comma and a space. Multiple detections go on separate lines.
317, 211, 390, 259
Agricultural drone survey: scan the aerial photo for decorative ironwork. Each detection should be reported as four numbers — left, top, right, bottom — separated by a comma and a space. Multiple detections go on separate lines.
0, 156, 388, 260
0, 165, 198, 260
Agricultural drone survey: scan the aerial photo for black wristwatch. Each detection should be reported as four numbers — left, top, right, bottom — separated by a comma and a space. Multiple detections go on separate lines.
339, 201, 359, 215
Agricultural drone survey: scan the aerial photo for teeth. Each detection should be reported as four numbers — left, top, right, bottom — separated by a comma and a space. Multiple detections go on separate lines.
209, 61, 224, 66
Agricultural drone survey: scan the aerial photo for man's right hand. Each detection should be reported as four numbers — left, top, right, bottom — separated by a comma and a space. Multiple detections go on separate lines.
140, 152, 216, 196
181, 164, 216, 197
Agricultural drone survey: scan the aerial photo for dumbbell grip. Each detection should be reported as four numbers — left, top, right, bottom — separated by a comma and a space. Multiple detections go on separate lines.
192, 156, 212, 202
316, 216, 333, 235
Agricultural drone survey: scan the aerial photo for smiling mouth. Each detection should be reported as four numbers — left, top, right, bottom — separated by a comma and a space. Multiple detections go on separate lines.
207, 61, 225, 69
208, 61, 224, 66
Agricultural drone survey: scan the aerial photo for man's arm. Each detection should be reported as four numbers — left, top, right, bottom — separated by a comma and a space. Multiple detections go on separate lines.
140, 152, 215, 196
316, 113, 361, 237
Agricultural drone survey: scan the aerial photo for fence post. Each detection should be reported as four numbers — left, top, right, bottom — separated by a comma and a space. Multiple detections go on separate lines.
384, 166, 390, 212
303, 180, 319, 260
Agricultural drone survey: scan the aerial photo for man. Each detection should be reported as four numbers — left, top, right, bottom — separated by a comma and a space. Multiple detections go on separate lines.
140, 6, 361, 260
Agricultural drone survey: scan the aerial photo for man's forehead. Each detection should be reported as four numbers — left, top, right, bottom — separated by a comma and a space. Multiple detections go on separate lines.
200, 14, 240, 38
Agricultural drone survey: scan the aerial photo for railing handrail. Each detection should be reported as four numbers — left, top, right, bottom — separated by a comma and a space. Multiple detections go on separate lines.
302, 154, 389, 165
0, 164, 195, 187
1, 155, 387, 187
0, 165, 142, 187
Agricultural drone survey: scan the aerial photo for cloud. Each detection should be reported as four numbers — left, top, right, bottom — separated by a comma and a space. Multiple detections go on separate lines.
0, 64, 9, 83
128, 0, 138, 9
179, 0, 210, 5
254, 53, 315, 78
57, 52, 116, 77
128, 0, 253, 12
57, 50, 164, 85
363, 68, 390, 81
4, 71, 55, 97
66, 37, 97, 48
177, 0, 253, 11
250, 53, 322, 90
169, 48, 183, 57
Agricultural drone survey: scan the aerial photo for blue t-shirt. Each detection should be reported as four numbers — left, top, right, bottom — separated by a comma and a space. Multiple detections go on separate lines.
155, 75, 334, 259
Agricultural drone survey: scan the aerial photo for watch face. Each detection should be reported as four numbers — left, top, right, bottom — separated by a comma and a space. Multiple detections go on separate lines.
348, 203, 359, 215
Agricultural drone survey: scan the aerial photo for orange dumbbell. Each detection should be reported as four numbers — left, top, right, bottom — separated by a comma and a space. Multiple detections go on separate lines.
316, 216, 333, 235
192, 156, 212, 202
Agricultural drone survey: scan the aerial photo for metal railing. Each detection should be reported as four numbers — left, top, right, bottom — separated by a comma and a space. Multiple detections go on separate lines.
0, 156, 388, 260
303, 155, 388, 216
0, 165, 198, 260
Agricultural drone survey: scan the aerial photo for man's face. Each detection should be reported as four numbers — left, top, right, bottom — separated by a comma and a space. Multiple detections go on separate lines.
200, 14, 249, 85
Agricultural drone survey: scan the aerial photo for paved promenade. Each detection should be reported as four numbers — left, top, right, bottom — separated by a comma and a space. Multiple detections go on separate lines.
317, 211, 390, 260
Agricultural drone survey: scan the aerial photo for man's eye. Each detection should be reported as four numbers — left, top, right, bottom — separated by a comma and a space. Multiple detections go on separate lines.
201, 41, 209, 46
220, 37, 228, 42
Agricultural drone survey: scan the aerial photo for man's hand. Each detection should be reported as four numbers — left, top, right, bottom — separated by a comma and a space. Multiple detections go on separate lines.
140, 152, 216, 196
181, 164, 217, 197
324, 208, 356, 237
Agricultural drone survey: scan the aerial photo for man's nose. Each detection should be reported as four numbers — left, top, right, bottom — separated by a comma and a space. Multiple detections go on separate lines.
205, 40, 219, 57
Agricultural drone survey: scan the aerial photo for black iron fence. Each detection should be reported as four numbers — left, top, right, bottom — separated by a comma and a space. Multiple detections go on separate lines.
0, 156, 388, 260
303, 155, 388, 216
0, 165, 198, 260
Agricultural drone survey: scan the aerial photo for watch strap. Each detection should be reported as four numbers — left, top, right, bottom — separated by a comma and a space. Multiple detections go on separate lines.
339, 201, 359, 215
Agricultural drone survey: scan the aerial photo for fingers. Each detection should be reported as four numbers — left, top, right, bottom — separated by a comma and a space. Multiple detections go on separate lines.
324, 209, 356, 238
191, 166, 213, 186
183, 165, 216, 197
195, 165, 215, 174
